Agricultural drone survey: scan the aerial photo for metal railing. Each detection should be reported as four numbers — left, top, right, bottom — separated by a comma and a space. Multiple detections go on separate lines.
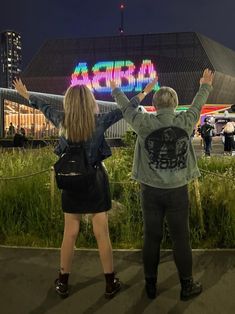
0, 87, 129, 139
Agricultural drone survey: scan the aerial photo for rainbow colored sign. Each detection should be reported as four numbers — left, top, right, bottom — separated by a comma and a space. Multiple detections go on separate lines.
71, 59, 159, 93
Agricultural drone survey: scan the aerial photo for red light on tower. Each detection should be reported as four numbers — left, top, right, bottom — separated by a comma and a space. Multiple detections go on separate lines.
119, 2, 125, 34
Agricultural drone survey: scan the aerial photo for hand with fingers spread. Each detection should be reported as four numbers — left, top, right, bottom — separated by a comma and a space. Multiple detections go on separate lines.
13, 78, 30, 100
136, 76, 158, 101
142, 76, 159, 95
200, 69, 214, 86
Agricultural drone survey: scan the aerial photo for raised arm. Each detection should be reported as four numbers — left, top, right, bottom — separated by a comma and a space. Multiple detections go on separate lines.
13, 78, 63, 127
184, 69, 214, 124
100, 108, 123, 131
110, 77, 158, 103
13, 78, 29, 100
110, 77, 158, 132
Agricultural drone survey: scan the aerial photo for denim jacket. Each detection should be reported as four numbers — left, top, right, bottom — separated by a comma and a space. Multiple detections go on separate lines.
112, 84, 212, 188
29, 95, 123, 164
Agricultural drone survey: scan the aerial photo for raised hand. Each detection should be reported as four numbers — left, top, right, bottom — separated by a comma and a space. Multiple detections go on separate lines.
200, 69, 214, 86
110, 80, 118, 90
12, 78, 30, 100
143, 76, 159, 94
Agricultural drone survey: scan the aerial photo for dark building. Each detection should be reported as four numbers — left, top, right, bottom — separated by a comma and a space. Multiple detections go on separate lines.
1, 32, 235, 138
22, 32, 235, 104
0, 30, 22, 88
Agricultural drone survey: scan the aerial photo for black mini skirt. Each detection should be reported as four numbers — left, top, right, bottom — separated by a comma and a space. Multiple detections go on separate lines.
61, 162, 111, 214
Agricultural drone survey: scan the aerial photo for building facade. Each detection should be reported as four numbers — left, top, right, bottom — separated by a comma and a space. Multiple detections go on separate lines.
1, 32, 235, 138
0, 30, 22, 88
22, 32, 235, 104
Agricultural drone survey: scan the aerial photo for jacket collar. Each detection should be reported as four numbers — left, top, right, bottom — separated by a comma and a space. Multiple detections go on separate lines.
156, 108, 176, 116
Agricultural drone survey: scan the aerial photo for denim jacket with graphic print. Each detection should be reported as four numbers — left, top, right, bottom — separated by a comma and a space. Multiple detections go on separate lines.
28, 95, 123, 164
112, 84, 212, 188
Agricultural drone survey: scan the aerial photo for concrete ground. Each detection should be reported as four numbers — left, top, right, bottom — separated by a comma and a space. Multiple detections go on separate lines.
0, 247, 234, 314
192, 136, 224, 157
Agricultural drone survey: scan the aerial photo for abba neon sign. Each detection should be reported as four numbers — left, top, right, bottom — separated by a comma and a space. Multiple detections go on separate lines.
71, 59, 159, 93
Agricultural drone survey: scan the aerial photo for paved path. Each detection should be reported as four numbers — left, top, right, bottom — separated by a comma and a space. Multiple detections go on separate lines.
0, 247, 234, 314
193, 136, 225, 157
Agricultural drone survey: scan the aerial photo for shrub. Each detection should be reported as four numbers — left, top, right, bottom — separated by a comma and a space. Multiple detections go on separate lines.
0, 141, 234, 249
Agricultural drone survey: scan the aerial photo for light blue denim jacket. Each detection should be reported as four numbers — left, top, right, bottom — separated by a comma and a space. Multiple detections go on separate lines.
29, 95, 123, 164
112, 84, 213, 188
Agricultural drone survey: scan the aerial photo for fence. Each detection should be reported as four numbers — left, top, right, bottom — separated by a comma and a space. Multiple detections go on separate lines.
1, 165, 233, 235
0, 88, 129, 139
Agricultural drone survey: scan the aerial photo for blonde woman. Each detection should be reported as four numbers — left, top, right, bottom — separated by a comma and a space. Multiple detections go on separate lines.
222, 121, 235, 154
13, 78, 122, 299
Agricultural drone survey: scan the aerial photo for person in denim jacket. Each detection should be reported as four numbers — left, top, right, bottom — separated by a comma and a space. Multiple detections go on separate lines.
110, 69, 214, 301
13, 78, 122, 299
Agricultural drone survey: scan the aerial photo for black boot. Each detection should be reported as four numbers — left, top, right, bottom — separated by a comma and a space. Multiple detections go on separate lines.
180, 277, 202, 301
54, 272, 69, 298
104, 272, 121, 299
145, 277, 157, 299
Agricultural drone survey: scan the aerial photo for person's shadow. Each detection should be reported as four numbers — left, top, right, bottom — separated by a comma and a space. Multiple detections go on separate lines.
28, 274, 102, 314
28, 250, 233, 314
166, 250, 234, 314
28, 250, 145, 314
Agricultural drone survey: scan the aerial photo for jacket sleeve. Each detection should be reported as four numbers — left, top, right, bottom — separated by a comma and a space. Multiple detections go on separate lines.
29, 94, 64, 128
177, 84, 213, 133
111, 88, 146, 133
100, 108, 123, 130
184, 84, 212, 123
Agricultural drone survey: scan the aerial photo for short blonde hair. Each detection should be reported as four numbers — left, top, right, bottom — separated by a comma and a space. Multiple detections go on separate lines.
61, 85, 97, 142
152, 87, 178, 109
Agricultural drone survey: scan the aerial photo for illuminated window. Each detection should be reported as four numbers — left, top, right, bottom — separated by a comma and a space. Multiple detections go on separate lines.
4, 100, 59, 139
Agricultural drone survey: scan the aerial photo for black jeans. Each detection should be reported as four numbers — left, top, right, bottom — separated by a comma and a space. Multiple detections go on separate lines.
140, 183, 192, 280
203, 136, 212, 156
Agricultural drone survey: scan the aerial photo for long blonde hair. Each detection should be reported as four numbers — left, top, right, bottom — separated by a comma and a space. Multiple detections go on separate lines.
61, 85, 97, 142
223, 122, 235, 133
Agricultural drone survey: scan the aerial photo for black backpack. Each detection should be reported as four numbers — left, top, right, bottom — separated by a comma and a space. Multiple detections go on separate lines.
54, 142, 96, 191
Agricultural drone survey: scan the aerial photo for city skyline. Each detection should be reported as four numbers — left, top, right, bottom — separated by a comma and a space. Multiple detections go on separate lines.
0, 0, 235, 69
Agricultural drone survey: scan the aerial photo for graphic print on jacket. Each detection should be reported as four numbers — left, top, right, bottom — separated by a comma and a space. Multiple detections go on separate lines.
145, 127, 189, 171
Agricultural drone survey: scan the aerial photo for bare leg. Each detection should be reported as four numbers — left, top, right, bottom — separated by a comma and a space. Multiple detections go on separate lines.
92, 212, 113, 273
60, 213, 81, 274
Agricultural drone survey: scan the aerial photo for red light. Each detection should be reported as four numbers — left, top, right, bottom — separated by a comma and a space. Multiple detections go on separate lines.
145, 106, 156, 112
120, 4, 124, 9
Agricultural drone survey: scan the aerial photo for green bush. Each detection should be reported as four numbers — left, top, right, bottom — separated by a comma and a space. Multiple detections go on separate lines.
0, 139, 235, 249
0, 147, 63, 247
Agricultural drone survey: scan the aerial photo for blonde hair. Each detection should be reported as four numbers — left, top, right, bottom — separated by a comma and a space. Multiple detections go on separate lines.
61, 85, 97, 142
152, 87, 178, 109
223, 122, 235, 133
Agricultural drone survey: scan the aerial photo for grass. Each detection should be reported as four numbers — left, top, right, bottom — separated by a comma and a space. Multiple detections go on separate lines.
0, 143, 235, 249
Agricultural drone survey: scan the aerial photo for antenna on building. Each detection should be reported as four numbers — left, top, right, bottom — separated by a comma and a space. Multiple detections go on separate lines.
119, 2, 125, 34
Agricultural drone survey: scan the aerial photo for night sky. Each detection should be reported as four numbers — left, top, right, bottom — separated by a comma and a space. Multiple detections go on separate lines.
1, 0, 235, 69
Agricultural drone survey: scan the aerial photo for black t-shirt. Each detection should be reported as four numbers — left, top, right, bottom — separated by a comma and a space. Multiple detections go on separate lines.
201, 124, 214, 138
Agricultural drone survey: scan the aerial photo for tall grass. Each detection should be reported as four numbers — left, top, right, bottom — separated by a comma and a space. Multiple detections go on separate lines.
0, 142, 235, 248
197, 157, 235, 248
0, 147, 63, 247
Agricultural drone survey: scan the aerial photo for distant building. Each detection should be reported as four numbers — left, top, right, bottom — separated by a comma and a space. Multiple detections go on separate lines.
22, 32, 235, 104
1, 32, 235, 138
0, 30, 22, 88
